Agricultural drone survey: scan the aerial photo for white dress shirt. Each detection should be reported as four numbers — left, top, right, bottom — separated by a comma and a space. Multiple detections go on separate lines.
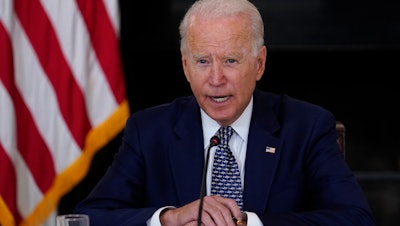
201, 98, 252, 192
148, 97, 263, 225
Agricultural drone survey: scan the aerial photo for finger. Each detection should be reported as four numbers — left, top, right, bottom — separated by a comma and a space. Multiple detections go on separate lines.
202, 196, 238, 225
211, 196, 242, 220
184, 220, 204, 226
198, 209, 216, 226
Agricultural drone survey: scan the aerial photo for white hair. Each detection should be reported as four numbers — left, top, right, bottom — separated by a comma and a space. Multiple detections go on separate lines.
179, 0, 265, 56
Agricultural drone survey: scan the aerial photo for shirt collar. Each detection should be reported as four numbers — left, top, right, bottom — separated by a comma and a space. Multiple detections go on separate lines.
201, 96, 253, 148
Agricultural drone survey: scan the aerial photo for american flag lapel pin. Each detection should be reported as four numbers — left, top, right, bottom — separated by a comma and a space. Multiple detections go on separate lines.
265, 146, 276, 153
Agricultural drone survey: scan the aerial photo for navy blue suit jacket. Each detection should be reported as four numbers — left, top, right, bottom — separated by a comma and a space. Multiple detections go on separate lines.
75, 89, 375, 225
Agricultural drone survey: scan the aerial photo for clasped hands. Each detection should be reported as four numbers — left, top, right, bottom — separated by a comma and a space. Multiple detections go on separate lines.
160, 195, 246, 226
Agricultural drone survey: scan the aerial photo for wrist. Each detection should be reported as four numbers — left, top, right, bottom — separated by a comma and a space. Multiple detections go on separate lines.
159, 207, 176, 225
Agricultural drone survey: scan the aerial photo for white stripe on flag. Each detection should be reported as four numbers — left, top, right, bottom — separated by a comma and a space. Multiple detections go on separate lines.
12, 16, 81, 174
41, 0, 119, 126
103, 0, 120, 34
0, 82, 44, 219
0, 0, 129, 225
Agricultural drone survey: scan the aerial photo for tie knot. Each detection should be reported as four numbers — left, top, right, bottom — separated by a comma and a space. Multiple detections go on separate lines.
218, 126, 234, 146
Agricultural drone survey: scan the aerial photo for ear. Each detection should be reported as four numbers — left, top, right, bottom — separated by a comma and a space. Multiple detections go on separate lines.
256, 45, 267, 81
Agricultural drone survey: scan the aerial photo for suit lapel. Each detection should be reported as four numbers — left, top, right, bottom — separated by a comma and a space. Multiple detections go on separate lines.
244, 129, 281, 212
169, 99, 205, 206
243, 90, 281, 212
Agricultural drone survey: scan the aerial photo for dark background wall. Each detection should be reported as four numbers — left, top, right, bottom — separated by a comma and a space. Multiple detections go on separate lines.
60, 1, 400, 225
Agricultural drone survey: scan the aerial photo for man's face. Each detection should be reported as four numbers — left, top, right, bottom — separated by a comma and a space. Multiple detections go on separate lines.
181, 14, 266, 126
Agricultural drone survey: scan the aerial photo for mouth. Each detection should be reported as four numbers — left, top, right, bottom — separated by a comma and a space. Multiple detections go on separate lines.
211, 96, 231, 103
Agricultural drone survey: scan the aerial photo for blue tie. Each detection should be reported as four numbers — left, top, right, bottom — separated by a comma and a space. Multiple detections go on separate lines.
211, 126, 243, 210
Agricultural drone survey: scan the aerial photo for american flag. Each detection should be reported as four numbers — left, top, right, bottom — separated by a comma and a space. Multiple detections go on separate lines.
265, 146, 276, 154
0, 1, 129, 225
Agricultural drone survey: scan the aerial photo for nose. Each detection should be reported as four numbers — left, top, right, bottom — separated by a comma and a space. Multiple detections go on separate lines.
208, 63, 225, 85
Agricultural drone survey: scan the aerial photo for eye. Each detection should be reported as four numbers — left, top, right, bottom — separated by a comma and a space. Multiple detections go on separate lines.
225, 58, 237, 64
197, 59, 209, 65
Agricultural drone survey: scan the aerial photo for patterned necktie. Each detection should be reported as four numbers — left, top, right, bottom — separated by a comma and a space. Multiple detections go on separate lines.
211, 126, 243, 210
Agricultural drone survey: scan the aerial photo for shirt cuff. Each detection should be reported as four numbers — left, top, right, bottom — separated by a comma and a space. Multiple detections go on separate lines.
247, 211, 264, 226
146, 206, 176, 226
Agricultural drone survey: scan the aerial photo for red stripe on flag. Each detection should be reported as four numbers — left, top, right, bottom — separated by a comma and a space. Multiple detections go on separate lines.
2, 18, 56, 225
76, 0, 126, 103
0, 21, 56, 193
0, 144, 22, 225
0, 19, 19, 225
14, 0, 91, 148
15, 98, 57, 192
1, 1, 129, 225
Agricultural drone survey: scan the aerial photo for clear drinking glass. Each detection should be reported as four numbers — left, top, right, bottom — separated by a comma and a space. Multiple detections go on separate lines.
56, 214, 89, 226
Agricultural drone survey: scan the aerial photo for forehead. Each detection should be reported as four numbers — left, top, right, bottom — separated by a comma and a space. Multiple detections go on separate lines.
186, 15, 252, 51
